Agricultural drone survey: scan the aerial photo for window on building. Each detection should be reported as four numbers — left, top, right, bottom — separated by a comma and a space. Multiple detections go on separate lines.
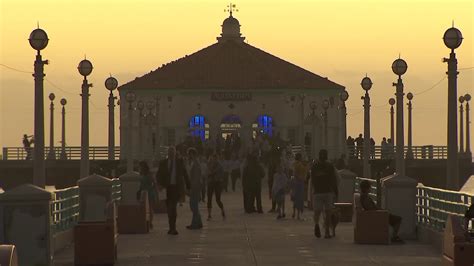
189, 114, 209, 140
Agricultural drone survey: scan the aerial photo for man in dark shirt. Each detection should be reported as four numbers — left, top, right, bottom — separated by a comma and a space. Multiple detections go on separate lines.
359, 180, 403, 243
311, 149, 338, 239
156, 146, 190, 235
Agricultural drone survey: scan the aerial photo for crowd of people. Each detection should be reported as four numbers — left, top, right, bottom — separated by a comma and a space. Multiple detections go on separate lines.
132, 131, 406, 242
346, 135, 395, 159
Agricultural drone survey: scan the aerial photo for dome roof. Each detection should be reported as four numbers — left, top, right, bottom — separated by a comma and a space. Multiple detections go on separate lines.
223, 15, 239, 26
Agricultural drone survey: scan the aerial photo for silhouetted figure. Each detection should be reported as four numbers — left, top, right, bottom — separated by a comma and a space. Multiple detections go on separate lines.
22, 134, 34, 160
311, 149, 338, 239
137, 161, 156, 229
207, 153, 226, 220
292, 153, 310, 220
156, 146, 190, 235
370, 138, 376, 159
186, 148, 203, 230
355, 134, 363, 159
387, 138, 395, 159
272, 164, 288, 219
381, 137, 388, 159
346, 136, 355, 158
242, 153, 265, 213
335, 154, 346, 170
465, 203, 474, 240
230, 153, 241, 192
359, 180, 403, 243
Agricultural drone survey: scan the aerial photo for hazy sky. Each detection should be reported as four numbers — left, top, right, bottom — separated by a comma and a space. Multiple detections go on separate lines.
0, 0, 473, 148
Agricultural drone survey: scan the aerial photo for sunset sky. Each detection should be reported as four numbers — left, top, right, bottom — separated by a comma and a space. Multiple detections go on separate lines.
0, 0, 472, 148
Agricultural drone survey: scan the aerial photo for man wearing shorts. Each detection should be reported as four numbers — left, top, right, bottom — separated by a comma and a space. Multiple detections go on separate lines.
311, 149, 338, 239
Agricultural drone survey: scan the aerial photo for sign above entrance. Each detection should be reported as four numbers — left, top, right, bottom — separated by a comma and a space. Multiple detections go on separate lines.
211, 92, 252, 101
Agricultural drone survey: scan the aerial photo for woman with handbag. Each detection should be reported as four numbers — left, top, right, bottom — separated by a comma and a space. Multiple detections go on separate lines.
137, 161, 157, 229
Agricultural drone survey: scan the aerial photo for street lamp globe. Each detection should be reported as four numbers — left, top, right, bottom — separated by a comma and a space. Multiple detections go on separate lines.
407, 92, 413, 101
465, 94, 471, 102
125, 91, 136, 103
459, 95, 465, 103
105, 76, 118, 91
322, 99, 330, 109
60, 98, 67, 106
340, 90, 349, 102
392, 58, 408, 76
443, 27, 463, 50
49, 93, 55, 101
29, 28, 49, 51
361, 76, 372, 91
137, 100, 145, 111
78, 59, 93, 77
389, 98, 396, 106
146, 101, 155, 110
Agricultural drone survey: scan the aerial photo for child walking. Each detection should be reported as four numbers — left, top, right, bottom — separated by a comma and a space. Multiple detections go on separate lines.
272, 164, 288, 219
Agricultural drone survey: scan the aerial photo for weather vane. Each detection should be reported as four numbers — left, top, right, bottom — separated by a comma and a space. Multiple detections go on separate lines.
224, 3, 238, 17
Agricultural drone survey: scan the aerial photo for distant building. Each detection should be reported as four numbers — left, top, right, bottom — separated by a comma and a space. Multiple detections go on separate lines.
118, 12, 346, 158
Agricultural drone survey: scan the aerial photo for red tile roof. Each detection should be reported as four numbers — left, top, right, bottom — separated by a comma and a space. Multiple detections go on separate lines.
119, 41, 344, 90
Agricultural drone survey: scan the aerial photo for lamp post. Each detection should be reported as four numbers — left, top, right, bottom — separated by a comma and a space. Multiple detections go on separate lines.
60, 98, 67, 160
389, 98, 395, 144
459, 95, 465, 153
382, 57, 417, 239
299, 94, 306, 147
154, 96, 161, 163
146, 101, 155, 164
443, 25, 463, 190
322, 99, 329, 148
126, 91, 136, 172
406, 92, 414, 159
105, 76, 118, 160
78, 59, 93, 178
340, 90, 349, 157
309, 101, 318, 158
465, 94, 471, 154
361, 76, 372, 178
29, 27, 49, 188
392, 58, 408, 176
47, 93, 56, 160
137, 100, 145, 161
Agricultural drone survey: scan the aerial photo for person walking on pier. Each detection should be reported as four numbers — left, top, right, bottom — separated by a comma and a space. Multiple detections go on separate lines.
272, 164, 288, 219
355, 134, 363, 159
207, 153, 226, 220
137, 161, 157, 229
311, 149, 338, 239
22, 134, 34, 160
292, 153, 310, 220
186, 148, 203, 230
156, 146, 190, 235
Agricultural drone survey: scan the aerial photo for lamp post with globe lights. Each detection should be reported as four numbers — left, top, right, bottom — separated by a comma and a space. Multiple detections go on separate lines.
322, 99, 329, 148
105, 76, 118, 160
406, 92, 414, 159
389, 98, 396, 145
78, 58, 93, 178
60, 98, 67, 160
361, 76, 372, 177
137, 100, 145, 161
340, 90, 349, 156
392, 58, 408, 176
465, 94, 471, 154
125, 91, 136, 172
443, 25, 463, 190
381, 57, 417, 239
47, 93, 56, 160
146, 101, 156, 163
459, 96, 465, 153
29, 27, 49, 188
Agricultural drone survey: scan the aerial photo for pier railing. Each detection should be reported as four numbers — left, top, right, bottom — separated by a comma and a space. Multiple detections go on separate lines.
416, 184, 473, 231
2, 146, 169, 161
50, 178, 121, 235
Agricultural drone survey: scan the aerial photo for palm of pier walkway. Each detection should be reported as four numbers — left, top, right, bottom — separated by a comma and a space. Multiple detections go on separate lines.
55, 188, 440, 266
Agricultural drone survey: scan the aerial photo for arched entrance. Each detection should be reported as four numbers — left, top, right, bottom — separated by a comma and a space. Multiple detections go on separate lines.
252, 114, 274, 138
220, 114, 241, 139
189, 114, 209, 140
